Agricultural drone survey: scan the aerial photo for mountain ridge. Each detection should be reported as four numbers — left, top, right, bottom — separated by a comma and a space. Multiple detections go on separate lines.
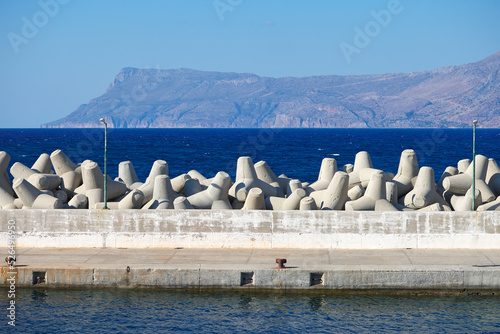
42, 51, 500, 128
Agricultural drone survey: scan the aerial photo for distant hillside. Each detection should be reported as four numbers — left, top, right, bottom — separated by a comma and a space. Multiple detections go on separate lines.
42, 51, 500, 128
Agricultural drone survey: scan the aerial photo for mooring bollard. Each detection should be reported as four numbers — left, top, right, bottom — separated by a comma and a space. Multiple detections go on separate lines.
276, 258, 287, 269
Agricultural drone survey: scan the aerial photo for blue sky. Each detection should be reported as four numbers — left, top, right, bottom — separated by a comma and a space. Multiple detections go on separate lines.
1, 0, 499, 128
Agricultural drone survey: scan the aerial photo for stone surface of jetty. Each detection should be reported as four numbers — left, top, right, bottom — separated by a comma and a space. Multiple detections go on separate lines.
2, 247, 499, 294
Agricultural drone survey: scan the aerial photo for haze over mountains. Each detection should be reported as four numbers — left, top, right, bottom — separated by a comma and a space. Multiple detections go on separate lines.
43, 51, 500, 128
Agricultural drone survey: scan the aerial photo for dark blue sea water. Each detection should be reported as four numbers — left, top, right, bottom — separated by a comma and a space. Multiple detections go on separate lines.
2, 289, 499, 333
1, 128, 499, 183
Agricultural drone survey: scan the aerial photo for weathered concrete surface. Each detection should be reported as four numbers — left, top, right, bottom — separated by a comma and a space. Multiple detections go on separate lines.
1, 248, 499, 293
0, 210, 499, 249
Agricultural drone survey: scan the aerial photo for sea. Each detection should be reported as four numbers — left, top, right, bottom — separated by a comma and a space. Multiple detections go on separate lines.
1, 128, 500, 333
2, 289, 500, 333
1, 128, 499, 183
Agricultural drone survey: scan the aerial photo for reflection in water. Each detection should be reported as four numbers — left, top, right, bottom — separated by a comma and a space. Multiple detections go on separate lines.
308, 295, 326, 312
31, 289, 48, 301
238, 293, 255, 310
3, 288, 499, 333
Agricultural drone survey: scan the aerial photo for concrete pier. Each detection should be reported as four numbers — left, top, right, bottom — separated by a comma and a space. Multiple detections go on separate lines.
1, 210, 499, 249
1, 209, 499, 293
1, 248, 499, 293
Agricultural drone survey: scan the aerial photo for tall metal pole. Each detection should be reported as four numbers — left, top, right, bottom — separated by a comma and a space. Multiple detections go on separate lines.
472, 120, 477, 211
100, 118, 108, 210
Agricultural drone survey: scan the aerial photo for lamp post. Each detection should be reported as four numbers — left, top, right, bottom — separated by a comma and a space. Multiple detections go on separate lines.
100, 118, 108, 210
472, 120, 478, 211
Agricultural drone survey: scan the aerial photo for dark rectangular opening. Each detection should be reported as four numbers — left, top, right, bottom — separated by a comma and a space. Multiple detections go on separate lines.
32, 271, 46, 285
240, 272, 254, 286
310, 272, 324, 286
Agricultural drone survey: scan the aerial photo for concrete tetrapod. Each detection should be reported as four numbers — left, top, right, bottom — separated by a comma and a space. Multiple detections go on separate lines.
118, 189, 145, 209
11, 161, 62, 191
142, 175, 178, 209
54, 189, 68, 203
152, 175, 177, 202
187, 171, 232, 209
31, 153, 52, 174
81, 161, 104, 191
342, 164, 354, 174
211, 200, 232, 210
184, 178, 203, 197
391, 149, 419, 197
26, 173, 61, 191
437, 166, 459, 195
231, 198, 245, 210
66, 193, 88, 209
254, 161, 285, 197
360, 169, 394, 188
486, 159, 500, 196
348, 151, 373, 189
81, 161, 127, 200
0, 152, 15, 208
241, 187, 266, 210
173, 196, 194, 209
11, 198, 22, 209
13, 178, 63, 209
171, 174, 191, 194
10, 162, 36, 181
105, 176, 129, 201
286, 179, 303, 197
60, 171, 82, 195
473, 179, 496, 203
404, 167, 450, 210
276, 175, 292, 195
118, 161, 142, 189
417, 203, 451, 212
188, 170, 212, 187
477, 196, 500, 211
138, 160, 169, 205
345, 171, 386, 211
457, 159, 471, 173
0, 185, 15, 209
86, 188, 103, 209
229, 157, 280, 201
310, 171, 349, 210
306, 158, 337, 192
50, 149, 77, 176
299, 196, 318, 210
450, 188, 482, 212
265, 188, 307, 210
442, 155, 489, 195
375, 199, 400, 211
347, 185, 364, 201
0, 153, 13, 192
255, 161, 279, 184
386, 182, 398, 205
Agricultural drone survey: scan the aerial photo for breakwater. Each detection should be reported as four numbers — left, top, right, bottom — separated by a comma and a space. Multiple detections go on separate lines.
1, 147, 499, 212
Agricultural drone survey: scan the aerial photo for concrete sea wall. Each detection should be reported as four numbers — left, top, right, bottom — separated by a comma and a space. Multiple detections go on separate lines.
1, 209, 499, 249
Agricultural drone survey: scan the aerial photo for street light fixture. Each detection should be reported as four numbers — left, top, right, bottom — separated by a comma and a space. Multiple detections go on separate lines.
472, 120, 478, 211
100, 118, 108, 210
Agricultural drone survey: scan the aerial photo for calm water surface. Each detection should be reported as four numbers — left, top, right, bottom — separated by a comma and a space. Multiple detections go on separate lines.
2, 289, 500, 333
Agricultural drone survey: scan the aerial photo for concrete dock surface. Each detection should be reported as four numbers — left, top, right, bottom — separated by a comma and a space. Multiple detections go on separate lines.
2, 248, 500, 294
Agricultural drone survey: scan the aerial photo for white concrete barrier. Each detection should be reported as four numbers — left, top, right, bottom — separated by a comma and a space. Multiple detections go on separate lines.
0, 210, 499, 249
